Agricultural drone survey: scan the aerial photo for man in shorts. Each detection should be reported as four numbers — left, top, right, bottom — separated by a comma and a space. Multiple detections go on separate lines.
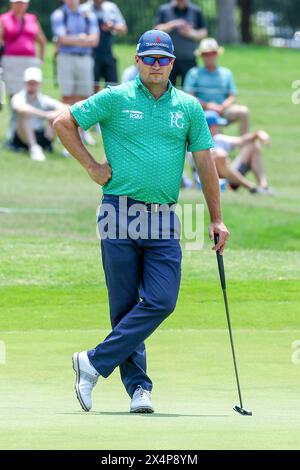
51, 0, 99, 145
207, 111, 274, 195
184, 38, 250, 135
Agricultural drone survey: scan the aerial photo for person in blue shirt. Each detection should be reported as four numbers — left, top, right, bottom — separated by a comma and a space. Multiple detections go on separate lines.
183, 38, 250, 135
51, 0, 99, 145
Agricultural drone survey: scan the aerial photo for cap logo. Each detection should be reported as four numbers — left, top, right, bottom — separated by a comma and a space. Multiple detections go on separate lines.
145, 42, 169, 49
156, 36, 161, 43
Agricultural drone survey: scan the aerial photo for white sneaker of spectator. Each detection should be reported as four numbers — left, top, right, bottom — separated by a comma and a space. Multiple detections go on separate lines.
30, 144, 46, 162
80, 129, 96, 146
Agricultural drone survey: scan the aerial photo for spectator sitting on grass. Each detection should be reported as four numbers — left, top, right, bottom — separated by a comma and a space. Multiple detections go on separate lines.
184, 38, 250, 135
9, 67, 67, 162
206, 111, 274, 195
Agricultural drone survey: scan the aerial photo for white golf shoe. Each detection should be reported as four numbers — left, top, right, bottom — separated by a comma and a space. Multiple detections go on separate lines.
72, 351, 100, 412
130, 386, 154, 414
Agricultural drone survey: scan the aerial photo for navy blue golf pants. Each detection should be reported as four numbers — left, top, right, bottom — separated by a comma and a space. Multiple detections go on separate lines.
87, 195, 182, 398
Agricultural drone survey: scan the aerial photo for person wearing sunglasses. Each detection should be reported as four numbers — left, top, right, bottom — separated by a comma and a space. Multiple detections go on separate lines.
54, 29, 229, 414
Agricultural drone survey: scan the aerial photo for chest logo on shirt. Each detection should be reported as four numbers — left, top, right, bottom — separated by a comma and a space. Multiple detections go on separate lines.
170, 111, 184, 129
123, 109, 144, 120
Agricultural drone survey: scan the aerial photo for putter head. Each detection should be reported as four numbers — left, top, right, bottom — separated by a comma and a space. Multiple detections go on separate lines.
233, 405, 252, 416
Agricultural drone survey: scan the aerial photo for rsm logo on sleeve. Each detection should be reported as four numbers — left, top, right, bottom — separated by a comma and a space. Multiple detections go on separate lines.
170, 111, 184, 129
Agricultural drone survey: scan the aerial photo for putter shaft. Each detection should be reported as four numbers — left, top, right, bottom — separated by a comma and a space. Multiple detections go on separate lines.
222, 288, 243, 409
214, 234, 252, 415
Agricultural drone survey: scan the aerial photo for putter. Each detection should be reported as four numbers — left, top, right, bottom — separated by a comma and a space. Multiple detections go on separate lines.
214, 234, 252, 416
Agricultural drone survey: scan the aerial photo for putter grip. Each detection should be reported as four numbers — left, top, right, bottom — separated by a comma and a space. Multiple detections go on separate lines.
214, 234, 226, 290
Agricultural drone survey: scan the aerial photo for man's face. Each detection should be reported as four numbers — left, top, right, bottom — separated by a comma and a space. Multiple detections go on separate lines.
25, 80, 40, 95
93, 0, 103, 8
135, 55, 174, 86
175, 0, 189, 9
10, 1, 29, 16
202, 51, 218, 68
64, 0, 80, 10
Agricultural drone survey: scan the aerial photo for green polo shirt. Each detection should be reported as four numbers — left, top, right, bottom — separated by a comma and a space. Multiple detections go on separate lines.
70, 76, 213, 203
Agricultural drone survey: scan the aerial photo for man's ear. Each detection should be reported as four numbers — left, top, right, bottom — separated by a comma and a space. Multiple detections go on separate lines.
134, 55, 139, 65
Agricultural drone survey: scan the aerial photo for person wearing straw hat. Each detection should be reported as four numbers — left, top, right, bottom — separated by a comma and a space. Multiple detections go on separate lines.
184, 37, 250, 135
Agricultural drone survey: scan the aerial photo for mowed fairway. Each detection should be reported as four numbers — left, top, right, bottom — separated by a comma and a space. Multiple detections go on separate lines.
0, 45, 300, 450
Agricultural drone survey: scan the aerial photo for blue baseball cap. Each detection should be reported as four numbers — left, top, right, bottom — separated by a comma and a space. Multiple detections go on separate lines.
205, 111, 228, 127
136, 30, 176, 59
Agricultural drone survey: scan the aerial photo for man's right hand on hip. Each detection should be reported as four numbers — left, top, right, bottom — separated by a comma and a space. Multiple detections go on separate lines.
87, 161, 112, 186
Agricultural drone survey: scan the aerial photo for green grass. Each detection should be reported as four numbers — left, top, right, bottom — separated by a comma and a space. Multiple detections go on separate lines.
1, 329, 299, 450
0, 44, 300, 450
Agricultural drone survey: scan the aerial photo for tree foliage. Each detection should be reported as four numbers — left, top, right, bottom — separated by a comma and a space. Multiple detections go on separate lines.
254, 0, 300, 29
0, 1, 216, 41
1, 1, 299, 43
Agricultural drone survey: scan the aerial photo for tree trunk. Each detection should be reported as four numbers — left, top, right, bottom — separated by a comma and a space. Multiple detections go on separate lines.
216, 0, 239, 44
239, 0, 253, 43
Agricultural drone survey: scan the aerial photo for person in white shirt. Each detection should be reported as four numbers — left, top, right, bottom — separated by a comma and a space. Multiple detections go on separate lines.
187, 111, 273, 194
10, 67, 67, 161
121, 64, 138, 83
207, 111, 274, 195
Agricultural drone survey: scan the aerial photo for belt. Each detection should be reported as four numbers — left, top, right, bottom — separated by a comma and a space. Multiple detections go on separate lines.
59, 52, 91, 57
102, 195, 176, 213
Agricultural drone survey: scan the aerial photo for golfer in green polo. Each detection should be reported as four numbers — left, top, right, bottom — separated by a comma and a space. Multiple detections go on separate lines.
54, 29, 230, 414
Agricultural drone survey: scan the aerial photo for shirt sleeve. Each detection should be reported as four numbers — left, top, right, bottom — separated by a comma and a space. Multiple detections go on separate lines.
51, 10, 66, 37
87, 12, 100, 34
227, 70, 237, 96
11, 92, 26, 111
154, 6, 164, 26
214, 134, 234, 153
112, 5, 126, 25
43, 96, 65, 111
183, 68, 197, 94
195, 8, 206, 29
70, 87, 113, 130
187, 99, 214, 152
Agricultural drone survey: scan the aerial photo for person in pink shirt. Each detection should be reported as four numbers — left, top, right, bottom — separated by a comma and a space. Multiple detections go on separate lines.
0, 0, 46, 97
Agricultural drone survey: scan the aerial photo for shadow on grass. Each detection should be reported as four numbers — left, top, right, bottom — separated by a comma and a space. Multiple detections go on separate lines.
59, 411, 229, 418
